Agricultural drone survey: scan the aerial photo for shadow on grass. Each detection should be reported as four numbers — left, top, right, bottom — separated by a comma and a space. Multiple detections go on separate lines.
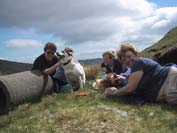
102, 94, 177, 111
159, 103, 177, 112
0, 91, 53, 116
103, 95, 145, 105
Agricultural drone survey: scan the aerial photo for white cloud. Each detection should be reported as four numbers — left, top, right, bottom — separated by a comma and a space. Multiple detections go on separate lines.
5, 39, 42, 48
54, 41, 67, 50
0, 0, 177, 60
0, 57, 7, 60
117, 0, 155, 16
0, 0, 156, 44
151, 7, 177, 29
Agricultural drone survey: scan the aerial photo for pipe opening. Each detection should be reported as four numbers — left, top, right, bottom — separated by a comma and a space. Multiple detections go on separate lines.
0, 87, 7, 109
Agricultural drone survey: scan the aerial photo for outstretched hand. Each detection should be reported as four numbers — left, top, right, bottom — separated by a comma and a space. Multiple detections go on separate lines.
104, 87, 118, 96
114, 74, 125, 81
109, 73, 125, 84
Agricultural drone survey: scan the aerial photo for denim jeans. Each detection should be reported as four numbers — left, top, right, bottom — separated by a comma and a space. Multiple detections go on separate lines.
53, 67, 67, 84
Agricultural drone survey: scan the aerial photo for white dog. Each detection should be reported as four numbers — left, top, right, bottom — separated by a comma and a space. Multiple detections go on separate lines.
57, 49, 86, 90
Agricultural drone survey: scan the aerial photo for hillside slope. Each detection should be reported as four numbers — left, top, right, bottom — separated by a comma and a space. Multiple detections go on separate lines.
0, 60, 32, 75
142, 26, 177, 65
0, 58, 102, 75
79, 58, 102, 65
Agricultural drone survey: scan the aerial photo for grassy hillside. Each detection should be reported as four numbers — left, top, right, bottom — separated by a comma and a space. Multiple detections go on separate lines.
0, 84, 177, 132
142, 26, 177, 65
0, 59, 32, 75
79, 58, 102, 65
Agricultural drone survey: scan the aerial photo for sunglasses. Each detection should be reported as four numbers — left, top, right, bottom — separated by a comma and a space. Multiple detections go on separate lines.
46, 51, 55, 55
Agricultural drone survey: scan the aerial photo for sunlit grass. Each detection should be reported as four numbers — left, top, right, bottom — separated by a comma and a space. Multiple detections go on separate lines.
0, 82, 177, 133
83, 64, 100, 80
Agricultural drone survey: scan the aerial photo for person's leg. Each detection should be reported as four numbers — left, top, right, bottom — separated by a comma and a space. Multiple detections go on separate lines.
54, 67, 68, 84
53, 78, 70, 92
53, 67, 69, 92
165, 67, 177, 104
53, 67, 66, 81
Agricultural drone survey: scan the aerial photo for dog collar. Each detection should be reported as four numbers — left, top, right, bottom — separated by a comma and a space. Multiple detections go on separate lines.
63, 59, 72, 66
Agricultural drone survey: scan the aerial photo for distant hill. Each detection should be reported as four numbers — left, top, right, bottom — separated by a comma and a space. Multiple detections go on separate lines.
79, 58, 102, 65
0, 58, 102, 75
0, 59, 32, 75
142, 26, 177, 65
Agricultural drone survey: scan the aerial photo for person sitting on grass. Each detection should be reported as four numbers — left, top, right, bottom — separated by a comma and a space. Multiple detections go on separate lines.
101, 50, 129, 78
32, 42, 68, 92
105, 43, 177, 104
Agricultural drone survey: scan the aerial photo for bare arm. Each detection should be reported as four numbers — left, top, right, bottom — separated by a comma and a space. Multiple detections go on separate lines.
116, 71, 143, 95
105, 71, 144, 96
43, 62, 62, 75
101, 67, 107, 72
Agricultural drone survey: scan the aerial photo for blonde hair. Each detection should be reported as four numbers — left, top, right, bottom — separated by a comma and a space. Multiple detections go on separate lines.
117, 43, 141, 62
102, 50, 115, 59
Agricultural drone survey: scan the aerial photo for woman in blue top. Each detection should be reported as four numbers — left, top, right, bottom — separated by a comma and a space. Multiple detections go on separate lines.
105, 43, 177, 104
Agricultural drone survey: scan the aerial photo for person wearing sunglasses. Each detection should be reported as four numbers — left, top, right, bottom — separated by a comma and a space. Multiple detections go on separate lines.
32, 42, 67, 91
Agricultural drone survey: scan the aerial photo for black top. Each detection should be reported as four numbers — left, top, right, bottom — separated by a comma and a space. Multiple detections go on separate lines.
32, 54, 58, 76
131, 57, 171, 102
101, 59, 126, 74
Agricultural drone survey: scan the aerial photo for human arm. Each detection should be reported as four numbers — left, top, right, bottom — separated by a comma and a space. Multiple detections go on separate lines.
32, 56, 62, 75
43, 61, 62, 75
101, 63, 107, 72
101, 67, 107, 72
105, 71, 144, 96
114, 73, 125, 81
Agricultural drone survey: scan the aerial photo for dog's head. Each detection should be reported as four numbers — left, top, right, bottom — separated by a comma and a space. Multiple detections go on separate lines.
92, 73, 116, 91
64, 47, 73, 56
57, 47, 74, 65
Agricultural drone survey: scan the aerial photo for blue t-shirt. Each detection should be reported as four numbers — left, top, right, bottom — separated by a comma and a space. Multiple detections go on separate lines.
131, 57, 171, 102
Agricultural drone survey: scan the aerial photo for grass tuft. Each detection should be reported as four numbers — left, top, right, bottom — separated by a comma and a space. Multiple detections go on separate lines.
0, 84, 177, 132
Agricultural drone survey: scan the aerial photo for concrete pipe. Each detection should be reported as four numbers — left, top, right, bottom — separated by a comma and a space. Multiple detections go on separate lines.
0, 70, 54, 110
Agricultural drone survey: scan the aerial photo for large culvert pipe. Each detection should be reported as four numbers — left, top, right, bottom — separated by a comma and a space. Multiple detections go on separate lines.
0, 70, 54, 110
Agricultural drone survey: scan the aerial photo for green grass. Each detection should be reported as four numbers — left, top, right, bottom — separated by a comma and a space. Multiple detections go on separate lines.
0, 83, 177, 133
142, 26, 177, 60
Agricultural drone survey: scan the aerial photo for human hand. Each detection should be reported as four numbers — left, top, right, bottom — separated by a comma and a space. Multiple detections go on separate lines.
102, 67, 107, 72
114, 74, 125, 82
104, 87, 118, 96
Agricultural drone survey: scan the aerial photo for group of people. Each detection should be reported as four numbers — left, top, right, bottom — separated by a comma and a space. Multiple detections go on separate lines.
32, 42, 177, 104
101, 43, 177, 104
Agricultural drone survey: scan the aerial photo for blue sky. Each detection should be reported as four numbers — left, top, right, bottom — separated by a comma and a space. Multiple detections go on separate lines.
148, 0, 177, 7
0, 0, 177, 63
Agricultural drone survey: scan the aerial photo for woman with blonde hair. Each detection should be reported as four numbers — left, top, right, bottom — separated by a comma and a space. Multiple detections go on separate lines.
105, 43, 177, 104
101, 50, 128, 78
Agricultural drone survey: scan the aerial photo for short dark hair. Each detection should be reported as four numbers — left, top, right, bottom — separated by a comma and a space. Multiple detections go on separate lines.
44, 42, 57, 52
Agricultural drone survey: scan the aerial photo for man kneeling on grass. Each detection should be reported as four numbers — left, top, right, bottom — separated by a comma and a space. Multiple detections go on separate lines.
32, 42, 69, 92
